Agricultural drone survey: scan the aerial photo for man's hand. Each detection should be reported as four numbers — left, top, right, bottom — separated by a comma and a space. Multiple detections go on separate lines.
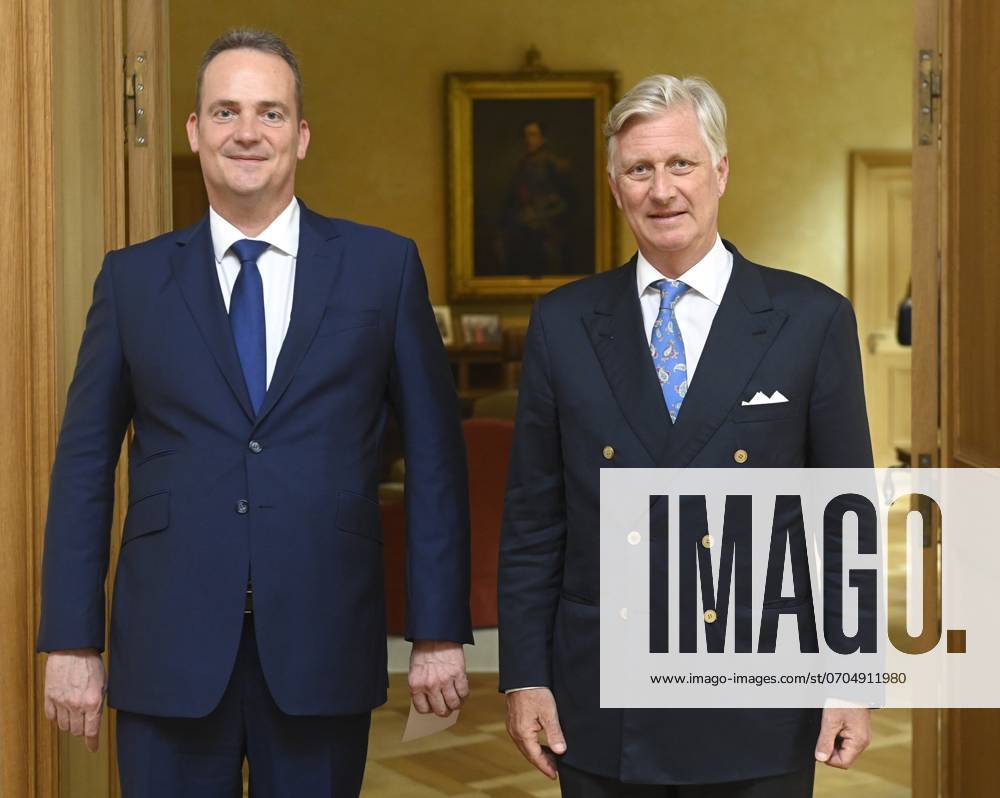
815, 706, 871, 769
44, 649, 106, 752
506, 688, 567, 780
408, 640, 469, 717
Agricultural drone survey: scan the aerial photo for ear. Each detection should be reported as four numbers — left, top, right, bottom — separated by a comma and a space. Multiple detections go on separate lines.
715, 154, 729, 197
296, 119, 311, 160
186, 113, 200, 153
607, 171, 623, 210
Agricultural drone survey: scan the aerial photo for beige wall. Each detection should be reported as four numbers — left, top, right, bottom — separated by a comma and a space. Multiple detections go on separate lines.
170, 0, 911, 304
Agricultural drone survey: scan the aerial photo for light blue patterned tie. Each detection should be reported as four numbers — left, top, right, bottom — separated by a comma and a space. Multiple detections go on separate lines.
650, 278, 690, 422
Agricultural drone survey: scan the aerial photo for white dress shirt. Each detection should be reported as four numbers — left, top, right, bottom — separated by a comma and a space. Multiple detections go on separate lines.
210, 198, 299, 388
636, 234, 733, 384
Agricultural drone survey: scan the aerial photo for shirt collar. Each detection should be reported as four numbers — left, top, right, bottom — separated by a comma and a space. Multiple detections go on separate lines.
210, 197, 300, 263
636, 234, 732, 306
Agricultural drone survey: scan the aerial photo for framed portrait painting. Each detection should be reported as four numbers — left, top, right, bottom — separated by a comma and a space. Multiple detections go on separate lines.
446, 68, 617, 299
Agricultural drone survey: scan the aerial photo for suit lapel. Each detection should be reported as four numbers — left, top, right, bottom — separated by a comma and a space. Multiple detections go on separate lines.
253, 203, 343, 426
170, 216, 256, 422
662, 243, 787, 467
583, 258, 671, 464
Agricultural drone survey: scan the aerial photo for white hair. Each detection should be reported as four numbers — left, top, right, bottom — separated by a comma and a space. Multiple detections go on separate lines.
603, 74, 728, 174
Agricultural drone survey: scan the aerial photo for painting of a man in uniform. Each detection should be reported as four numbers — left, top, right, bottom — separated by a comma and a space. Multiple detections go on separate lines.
471, 98, 595, 279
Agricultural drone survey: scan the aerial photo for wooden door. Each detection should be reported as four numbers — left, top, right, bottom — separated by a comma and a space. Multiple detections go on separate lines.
939, 0, 1000, 794
90, 1, 173, 795
911, 0, 1000, 795
124, 0, 173, 242
850, 151, 912, 468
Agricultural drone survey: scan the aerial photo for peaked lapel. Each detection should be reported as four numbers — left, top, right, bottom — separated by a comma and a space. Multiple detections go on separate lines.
170, 216, 256, 422
662, 242, 787, 467
583, 258, 671, 464
253, 202, 344, 426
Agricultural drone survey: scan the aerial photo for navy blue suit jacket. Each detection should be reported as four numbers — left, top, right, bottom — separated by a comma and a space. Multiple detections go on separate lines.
498, 241, 874, 784
38, 202, 472, 718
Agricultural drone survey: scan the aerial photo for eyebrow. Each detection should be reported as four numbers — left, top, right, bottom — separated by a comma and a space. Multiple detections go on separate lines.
256, 100, 291, 113
630, 150, 700, 161
207, 99, 291, 113
621, 153, 701, 170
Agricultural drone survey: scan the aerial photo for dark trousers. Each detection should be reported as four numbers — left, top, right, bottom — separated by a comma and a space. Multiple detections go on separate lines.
116, 616, 371, 797
557, 761, 815, 798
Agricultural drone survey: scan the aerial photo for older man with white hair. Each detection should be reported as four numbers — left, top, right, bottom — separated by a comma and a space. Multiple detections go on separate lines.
498, 75, 874, 796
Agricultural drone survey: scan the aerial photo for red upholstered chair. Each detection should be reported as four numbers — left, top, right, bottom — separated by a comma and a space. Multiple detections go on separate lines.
379, 496, 407, 636
462, 418, 515, 628
380, 417, 514, 634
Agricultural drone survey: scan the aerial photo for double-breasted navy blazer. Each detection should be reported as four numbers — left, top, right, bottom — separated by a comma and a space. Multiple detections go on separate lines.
498, 241, 874, 784
38, 202, 472, 718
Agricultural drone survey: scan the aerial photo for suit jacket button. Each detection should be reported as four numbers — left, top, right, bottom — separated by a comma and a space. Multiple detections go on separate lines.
733, 448, 749, 464
236, 499, 249, 514
704, 609, 718, 623
701, 534, 713, 548
248, 440, 263, 454
603, 445, 615, 460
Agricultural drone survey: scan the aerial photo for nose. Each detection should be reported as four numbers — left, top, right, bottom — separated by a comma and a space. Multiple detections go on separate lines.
649, 167, 678, 204
232, 114, 262, 145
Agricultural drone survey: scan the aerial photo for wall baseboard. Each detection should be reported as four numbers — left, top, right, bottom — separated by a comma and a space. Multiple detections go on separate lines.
387, 628, 499, 674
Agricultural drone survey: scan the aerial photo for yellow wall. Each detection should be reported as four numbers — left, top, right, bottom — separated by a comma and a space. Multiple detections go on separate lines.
170, 0, 911, 303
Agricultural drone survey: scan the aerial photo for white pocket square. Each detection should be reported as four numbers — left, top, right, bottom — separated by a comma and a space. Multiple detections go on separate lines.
741, 390, 789, 406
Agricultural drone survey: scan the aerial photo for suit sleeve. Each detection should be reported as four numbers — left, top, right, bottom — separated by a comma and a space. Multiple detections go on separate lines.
37, 254, 134, 653
498, 302, 567, 690
387, 240, 472, 644
806, 296, 875, 469
808, 296, 882, 693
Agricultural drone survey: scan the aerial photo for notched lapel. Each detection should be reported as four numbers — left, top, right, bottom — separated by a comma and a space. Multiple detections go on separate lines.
662, 249, 788, 467
254, 206, 343, 425
169, 217, 255, 422
583, 259, 670, 465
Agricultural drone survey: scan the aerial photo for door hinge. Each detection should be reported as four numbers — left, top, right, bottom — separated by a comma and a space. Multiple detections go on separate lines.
918, 50, 942, 146
124, 52, 148, 147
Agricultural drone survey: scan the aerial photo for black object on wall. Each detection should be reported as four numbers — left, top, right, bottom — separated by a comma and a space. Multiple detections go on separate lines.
897, 280, 912, 346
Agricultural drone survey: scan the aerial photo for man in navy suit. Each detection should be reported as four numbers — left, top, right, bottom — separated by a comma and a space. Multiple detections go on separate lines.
38, 29, 471, 796
499, 75, 874, 796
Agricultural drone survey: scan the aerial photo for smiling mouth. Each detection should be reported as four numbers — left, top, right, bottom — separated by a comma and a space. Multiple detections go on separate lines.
227, 155, 267, 162
649, 211, 687, 220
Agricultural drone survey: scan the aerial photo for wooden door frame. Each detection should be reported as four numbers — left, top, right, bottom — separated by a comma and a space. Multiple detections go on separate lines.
909, 0, 1000, 794
0, 0, 60, 795
910, 0, 945, 795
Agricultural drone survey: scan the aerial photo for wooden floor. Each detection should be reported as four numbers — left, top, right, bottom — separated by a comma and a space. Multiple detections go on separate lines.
359, 675, 911, 797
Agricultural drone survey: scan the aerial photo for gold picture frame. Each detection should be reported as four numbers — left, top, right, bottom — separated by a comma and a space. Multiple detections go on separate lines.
446, 67, 617, 300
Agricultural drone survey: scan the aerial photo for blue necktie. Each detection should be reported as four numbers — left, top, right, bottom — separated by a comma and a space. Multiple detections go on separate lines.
229, 239, 270, 414
650, 278, 690, 422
